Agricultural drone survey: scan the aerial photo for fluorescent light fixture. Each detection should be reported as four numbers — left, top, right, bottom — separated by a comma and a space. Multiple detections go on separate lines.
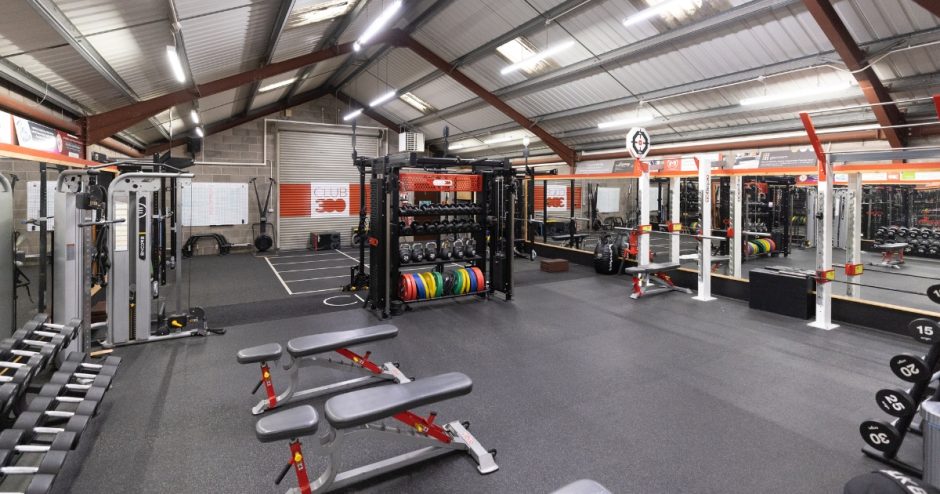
353, 0, 402, 51
522, 136, 530, 148
739, 82, 855, 106
597, 115, 655, 129
369, 90, 397, 107
189, 109, 199, 125
194, 126, 204, 138
399, 92, 434, 113
259, 78, 297, 93
166, 46, 186, 83
500, 40, 574, 75
343, 108, 363, 121
623, 0, 699, 27
288, 0, 356, 28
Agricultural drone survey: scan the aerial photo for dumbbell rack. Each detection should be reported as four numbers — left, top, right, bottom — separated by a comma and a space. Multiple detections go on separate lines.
860, 317, 940, 477
363, 153, 515, 318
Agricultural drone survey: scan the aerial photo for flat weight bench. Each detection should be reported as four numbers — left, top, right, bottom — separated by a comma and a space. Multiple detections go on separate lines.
623, 262, 692, 299
256, 372, 498, 493
237, 325, 410, 415
871, 242, 907, 269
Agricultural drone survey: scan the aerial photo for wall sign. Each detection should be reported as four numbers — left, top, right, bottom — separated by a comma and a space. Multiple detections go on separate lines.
13, 116, 82, 157
545, 184, 568, 211
311, 182, 350, 217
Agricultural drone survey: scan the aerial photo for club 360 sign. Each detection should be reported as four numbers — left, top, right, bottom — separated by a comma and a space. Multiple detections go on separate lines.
310, 182, 349, 218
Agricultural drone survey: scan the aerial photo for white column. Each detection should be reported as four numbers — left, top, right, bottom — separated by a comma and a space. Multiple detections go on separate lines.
731, 175, 743, 278
846, 172, 862, 298
809, 159, 839, 330
638, 167, 650, 268
694, 161, 716, 301
670, 177, 680, 264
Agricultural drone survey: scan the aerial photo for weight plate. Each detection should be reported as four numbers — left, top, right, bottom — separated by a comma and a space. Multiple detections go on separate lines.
399, 275, 411, 301
432, 272, 444, 298
406, 275, 416, 301
875, 388, 916, 418
421, 272, 436, 299
470, 267, 485, 292
443, 273, 454, 295
412, 273, 427, 300
467, 268, 478, 293
452, 270, 463, 295
908, 318, 940, 344
889, 354, 930, 383
459, 269, 470, 294
859, 420, 900, 453
928, 284, 940, 305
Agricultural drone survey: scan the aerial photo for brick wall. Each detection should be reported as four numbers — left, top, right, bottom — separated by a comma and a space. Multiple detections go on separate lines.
0, 94, 397, 257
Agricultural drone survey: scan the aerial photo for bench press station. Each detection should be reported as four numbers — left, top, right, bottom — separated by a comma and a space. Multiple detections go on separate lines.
255, 372, 497, 493
237, 325, 410, 415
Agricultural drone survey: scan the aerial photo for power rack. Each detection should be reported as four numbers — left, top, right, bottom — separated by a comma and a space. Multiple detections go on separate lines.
361, 152, 515, 318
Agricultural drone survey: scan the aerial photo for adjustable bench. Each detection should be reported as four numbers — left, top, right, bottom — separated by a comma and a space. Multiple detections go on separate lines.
552, 480, 612, 494
623, 262, 692, 299
256, 372, 498, 493
871, 242, 907, 269
237, 325, 410, 415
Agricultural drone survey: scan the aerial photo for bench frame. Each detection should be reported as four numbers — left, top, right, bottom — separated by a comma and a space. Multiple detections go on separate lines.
281, 409, 497, 493
252, 348, 410, 416
627, 269, 692, 299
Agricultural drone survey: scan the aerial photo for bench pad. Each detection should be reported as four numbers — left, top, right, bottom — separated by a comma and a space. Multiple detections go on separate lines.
325, 372, 472, 429
255, 405, 319, 443
286, 325, 398, 359
236, 343, 283, 364
551, 480, 612, 494
623, 262, 679, 275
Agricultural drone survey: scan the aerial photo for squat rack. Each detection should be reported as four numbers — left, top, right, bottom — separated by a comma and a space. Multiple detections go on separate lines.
799, 93, 940, 330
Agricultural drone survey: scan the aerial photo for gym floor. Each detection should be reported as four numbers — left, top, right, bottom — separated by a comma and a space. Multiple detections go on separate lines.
52, 256, 927, 493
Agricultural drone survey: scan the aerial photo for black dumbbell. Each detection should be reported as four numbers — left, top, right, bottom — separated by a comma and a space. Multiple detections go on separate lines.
890, 354, 930, 383
426, 222, 439, 234
413, 222, 426, 235
471, 222, 482, 233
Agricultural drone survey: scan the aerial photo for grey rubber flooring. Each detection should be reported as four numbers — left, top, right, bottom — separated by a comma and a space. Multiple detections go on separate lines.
52, 260, 928, 493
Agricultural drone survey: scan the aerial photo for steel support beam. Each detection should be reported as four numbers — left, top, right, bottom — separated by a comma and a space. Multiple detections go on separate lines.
912, 0, 940, 18
25, 0, 170, 140
242, 0, 297, 115
402, 35, 575, 165
282, 0, 371, 101
82, 30, 403, 144
803, 0, 906, 147
408, 0, 799, 127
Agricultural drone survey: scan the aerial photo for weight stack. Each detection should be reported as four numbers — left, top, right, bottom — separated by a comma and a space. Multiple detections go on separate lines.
923, 401, 940, 489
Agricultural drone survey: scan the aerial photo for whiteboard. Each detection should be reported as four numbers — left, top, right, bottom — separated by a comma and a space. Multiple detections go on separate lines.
596, 187, 620, 213
181, 182, 249, 227
26, 181, 56, 231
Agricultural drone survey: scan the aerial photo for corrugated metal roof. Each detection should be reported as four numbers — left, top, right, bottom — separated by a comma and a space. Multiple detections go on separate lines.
250, 86, 288, 110
182, 1, 280, 85
271, 18, 336, 63
837, 0, 940, 44
410, 76, 478, 110
444, 106, 513, 132
508, 72, 631, 117
85, 20, 181, 100
6, 45, 133, 112
0, 4, 68, 58
412, 0, 541, 61
53, 0, 166, 35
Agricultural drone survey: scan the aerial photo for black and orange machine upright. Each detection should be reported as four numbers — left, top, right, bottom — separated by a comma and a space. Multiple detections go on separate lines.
358, 152, 515, 318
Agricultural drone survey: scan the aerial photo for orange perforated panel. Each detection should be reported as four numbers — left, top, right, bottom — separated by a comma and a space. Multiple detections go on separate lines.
279, 184, 311, 218
400, 173, 482, 192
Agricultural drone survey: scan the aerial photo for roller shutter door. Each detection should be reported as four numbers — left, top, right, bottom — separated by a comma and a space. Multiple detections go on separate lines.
277, 128, 380, 250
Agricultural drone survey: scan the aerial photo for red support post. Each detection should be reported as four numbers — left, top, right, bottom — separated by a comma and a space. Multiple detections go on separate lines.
933, 95, 940, 120
289, 440, 312, 494
334, 348, 383, 374
260, 362, 278, 408
393, 411, 452, 444
800, 112, 827, 182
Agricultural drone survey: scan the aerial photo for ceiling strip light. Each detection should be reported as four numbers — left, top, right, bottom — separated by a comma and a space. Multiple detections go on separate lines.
190, 109, 199, 124
166, 46, 186, 83
369, 90, 397, 107
343, 109, 363, 121
259, 78, 298, 93
195, 126, 204, 138
354, 0, 402, 51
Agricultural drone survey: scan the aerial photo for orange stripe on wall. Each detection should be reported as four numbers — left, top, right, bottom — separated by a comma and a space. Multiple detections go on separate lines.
279, 184, 311, 217
349, 184, 372, 215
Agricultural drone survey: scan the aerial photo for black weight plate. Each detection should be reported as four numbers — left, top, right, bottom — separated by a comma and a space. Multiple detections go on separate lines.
928, 284, 940, 305
875, 388, 916, 418
909, 318, 940, 344
890, 354, 929, 383
860, 420, 900, 453
254, 234, 273, 252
